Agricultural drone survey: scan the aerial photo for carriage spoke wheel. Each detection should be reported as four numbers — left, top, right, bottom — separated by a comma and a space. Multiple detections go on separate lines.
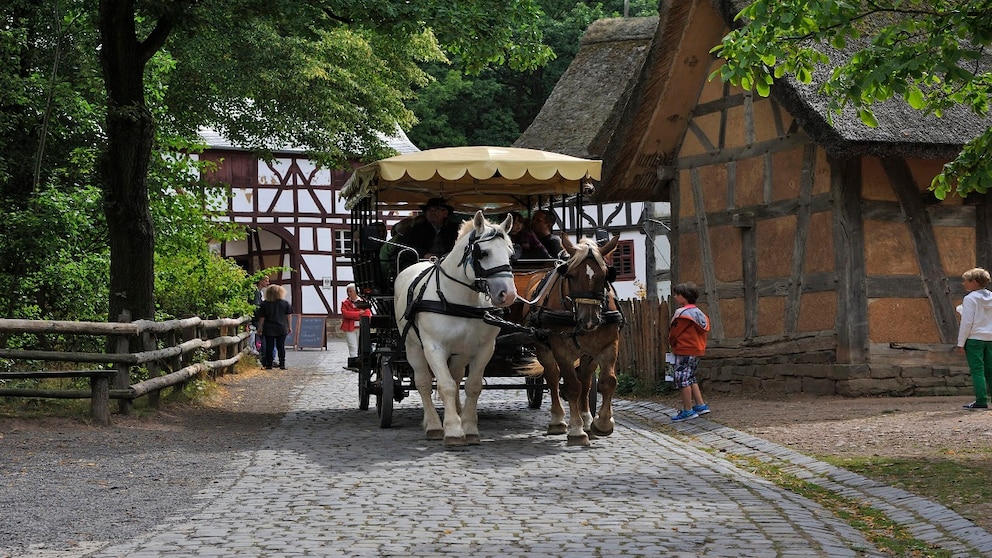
376, 359, 394, 428
526, 375, 544, 409
357, 316, 373, 410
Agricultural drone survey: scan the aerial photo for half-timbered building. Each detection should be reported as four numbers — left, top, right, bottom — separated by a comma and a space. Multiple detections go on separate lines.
531, 3, 992, 396
199, 129, 418, 322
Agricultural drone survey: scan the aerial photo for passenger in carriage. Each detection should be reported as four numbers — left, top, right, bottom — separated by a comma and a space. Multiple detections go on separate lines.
379, 216, 418, 282
530, 209, 564, 259
508, 211, 550, 261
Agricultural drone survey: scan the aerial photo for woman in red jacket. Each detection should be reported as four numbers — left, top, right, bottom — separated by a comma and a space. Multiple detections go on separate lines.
340, 283, 372, 369
668, 281, 711, 421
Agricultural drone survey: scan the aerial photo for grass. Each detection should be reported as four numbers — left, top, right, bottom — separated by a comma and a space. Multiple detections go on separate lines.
649, 416, 979, 557
818, 453, 992, 532
726, 453, 955, 558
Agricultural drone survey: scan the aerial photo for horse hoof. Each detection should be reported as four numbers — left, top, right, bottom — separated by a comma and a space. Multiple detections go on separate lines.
547, 424, 567, 436
444, 436, 467, 446
426, 429, 444, 440
590, 424, 614, 437
566, 434, 590, 447
465, 434, 481, 445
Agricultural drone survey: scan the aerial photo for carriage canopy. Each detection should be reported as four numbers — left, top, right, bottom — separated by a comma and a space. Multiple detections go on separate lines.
340, 146, 602, 213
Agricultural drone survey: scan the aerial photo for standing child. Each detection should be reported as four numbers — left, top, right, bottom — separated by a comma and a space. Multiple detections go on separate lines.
956, 267, 992, 410
255, 284, 294, 370
668, 281, 711, 421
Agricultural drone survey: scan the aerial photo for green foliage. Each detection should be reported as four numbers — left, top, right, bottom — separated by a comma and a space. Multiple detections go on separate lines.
154, 250, 257, 320
409, 0, 659, 149
713, 0, 992, 199
0, 185, 109, 322
615, 371, 674, 397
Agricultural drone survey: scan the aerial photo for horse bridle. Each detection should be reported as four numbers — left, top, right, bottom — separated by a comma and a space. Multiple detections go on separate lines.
556, 250, 613, 312
451, 227, 513, 296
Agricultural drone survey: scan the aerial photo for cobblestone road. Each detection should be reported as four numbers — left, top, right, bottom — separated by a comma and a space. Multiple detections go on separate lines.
31, 340, 992, 557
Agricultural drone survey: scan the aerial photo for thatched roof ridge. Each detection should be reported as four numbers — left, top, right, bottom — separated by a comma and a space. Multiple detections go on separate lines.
513, 16, 658, 159
712, 0, 992, 159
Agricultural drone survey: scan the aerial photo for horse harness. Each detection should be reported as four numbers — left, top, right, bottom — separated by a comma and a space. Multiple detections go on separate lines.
400, 227, 512, 343
525, 251, 625, 347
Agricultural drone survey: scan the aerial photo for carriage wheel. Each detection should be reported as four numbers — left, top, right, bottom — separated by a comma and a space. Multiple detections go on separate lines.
526, 375, 544, 409
376, 359, 394, 428
358, 316, 373, 410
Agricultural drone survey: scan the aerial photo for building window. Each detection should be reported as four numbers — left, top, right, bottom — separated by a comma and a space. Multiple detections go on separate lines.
334, 228, 353, 255
614, 239, 635, 280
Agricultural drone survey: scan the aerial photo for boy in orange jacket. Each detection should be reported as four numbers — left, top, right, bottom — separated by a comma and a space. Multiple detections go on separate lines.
668, 282, 711, 421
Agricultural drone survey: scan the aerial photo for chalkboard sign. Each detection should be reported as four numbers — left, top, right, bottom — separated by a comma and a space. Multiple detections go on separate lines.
295, 316, 327, 350
284, 315, 298, 347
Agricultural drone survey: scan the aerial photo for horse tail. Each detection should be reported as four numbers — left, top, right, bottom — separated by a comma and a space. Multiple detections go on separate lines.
515, 357, 544, 378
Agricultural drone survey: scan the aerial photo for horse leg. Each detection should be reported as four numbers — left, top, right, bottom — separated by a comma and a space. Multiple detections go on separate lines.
590, 344, 619, 437
558, 354, 590, 447
577, 356, 595, 432
537, 345, 566, 436
424, 351, 466, 446
408, 346, 443, 440
459, 351, 491, 445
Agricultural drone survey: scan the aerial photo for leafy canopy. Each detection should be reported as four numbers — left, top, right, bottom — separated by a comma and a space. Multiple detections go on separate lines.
712, 0, 992, 199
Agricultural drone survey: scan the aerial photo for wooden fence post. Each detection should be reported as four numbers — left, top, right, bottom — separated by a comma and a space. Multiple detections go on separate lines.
143, 328, 161, 409
177, 323, 197, 394
218, 323, 229, 377
115, 310, 133, 416
91, 373, 111, 425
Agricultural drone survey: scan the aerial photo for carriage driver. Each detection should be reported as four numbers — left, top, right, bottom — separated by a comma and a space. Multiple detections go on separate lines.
398, 197, 459, 261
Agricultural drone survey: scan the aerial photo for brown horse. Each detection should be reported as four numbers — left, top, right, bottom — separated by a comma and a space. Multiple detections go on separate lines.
521, 234, 623, 446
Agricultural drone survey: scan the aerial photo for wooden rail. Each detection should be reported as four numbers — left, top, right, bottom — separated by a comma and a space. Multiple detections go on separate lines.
0, 313, 252, 425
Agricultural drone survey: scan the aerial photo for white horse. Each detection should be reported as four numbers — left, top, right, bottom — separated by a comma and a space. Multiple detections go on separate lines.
394, 211, 517, 446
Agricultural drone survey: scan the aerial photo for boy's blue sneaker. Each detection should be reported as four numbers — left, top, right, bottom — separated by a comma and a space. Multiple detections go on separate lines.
671, 409, 698, 422
692, 404, 710, 415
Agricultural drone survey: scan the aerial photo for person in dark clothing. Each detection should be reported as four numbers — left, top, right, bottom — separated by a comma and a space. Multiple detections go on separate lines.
530, 209, 564, 259
254, 284, 294, 370
508, 211, 550, 261
399, 197, 459, 260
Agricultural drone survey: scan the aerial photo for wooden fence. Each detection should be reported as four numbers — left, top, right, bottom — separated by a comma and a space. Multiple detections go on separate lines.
616, 298, 670, 383
0, 313, 252, 426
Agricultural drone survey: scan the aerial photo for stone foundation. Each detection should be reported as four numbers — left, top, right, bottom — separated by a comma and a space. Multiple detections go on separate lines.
698, 342, 973, 397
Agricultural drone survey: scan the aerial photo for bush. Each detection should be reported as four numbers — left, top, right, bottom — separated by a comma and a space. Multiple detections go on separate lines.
154, 251, 255, 319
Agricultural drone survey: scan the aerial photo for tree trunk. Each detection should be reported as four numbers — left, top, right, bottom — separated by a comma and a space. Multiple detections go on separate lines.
98, 0, 156, 322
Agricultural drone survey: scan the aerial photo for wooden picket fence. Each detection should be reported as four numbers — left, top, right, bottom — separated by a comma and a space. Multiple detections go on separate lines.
616, 298, 670, 383
0, 312, 252, 425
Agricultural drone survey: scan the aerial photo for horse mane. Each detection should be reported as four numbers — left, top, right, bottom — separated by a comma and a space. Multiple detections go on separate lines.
457, 218, 477, 239
566, 237, 606, 269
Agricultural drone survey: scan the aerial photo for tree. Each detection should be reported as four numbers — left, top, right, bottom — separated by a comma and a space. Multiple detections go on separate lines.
713, 0, 992, 200
408, 0, 660, 149
92, 0, 554, 323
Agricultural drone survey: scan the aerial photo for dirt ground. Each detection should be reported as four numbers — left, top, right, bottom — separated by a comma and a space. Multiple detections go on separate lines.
698, 392, 992, 460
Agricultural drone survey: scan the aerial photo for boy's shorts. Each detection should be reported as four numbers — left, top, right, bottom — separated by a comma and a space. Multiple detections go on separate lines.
672, 354, 701, 389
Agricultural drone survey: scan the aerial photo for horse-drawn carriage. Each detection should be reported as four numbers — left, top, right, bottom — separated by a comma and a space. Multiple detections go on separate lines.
341, 146, 623, 446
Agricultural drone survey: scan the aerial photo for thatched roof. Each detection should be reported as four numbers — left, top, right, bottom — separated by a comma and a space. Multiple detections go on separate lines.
520, 0, 991, 202
513, 16, 658, 159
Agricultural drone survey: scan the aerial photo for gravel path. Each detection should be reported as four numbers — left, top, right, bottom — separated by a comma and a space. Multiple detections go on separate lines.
0, 360, 305, 557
